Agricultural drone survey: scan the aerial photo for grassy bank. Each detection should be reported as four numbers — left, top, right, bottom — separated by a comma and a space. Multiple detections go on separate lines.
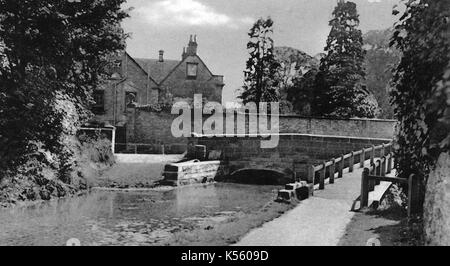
0, 135, 115, 208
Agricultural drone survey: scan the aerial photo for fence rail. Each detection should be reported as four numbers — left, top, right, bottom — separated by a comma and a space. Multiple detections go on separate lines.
114, 143, 187, 155
307, 143, 393, 190
360, 153, 420, 218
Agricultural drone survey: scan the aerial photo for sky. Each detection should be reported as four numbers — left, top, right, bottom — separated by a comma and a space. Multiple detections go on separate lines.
122, 0, 401, 103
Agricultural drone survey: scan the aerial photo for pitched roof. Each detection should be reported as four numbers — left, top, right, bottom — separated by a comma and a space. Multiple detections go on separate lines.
134, 58, 180, 84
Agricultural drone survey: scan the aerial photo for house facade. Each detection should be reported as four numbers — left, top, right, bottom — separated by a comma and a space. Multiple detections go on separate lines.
92, 35, 225, 147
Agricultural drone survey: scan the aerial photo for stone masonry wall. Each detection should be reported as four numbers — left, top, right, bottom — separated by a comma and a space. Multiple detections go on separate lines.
193, 134, 391, 179
129, 110, 397, 147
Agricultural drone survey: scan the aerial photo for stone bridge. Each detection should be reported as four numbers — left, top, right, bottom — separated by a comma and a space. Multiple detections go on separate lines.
184, 112, 396, 184
190, 133, 393, 183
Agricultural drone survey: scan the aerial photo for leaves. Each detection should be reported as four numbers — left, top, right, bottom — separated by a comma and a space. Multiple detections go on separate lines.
313, 1, 376, 118
239, 17, 281, 106
390, 0, 450, 205
0, 0, 128, 177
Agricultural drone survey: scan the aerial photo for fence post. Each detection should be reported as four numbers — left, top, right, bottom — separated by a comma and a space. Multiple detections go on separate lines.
330, 159, 335, 184
408, 174, 421, 218
370, 145, 375, 165
339, 155, 344, 178
360, 168, 369, 209
349, 152, 355, 173
161, 145, 165, 155
319, 162, 326, 190
369, 163, 376, 191
307, 165, 315, 184
360, 148, 365, 168
381, 156, 386, 177
381, 144, 385, 157
387, 155, 392, 174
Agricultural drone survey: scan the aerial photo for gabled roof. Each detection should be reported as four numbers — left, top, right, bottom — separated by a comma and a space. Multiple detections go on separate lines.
124, 52, 159, 85
134, 58, 180, 84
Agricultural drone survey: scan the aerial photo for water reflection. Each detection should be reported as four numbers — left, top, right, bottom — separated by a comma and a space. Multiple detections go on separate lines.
0, 183, 279, 246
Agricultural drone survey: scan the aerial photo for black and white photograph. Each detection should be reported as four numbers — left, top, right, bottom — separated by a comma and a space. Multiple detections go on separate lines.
0, 0, 449, 252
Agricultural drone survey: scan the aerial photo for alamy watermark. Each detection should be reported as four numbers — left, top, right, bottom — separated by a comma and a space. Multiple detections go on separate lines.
171, 94, 280, 148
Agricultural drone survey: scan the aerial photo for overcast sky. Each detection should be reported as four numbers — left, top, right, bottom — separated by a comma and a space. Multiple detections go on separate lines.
122, 0, 401, 103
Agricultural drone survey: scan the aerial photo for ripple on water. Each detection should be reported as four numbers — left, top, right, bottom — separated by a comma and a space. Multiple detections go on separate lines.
0, 183, 280, 246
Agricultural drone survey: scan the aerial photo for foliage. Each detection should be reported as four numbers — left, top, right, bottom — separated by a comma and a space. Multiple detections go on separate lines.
0, 0, 128, 182
136, 87, 174, 113
390, 0, 450, 210
363, 29, 401, 119
313, 0, 378, 118
273, 46, 320, 115
78, 132, 115, 166
239, 17, 281, 107
287, 63, 319, 116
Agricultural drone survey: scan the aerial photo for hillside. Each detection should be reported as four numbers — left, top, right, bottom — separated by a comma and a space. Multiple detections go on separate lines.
363, 28, 401, 119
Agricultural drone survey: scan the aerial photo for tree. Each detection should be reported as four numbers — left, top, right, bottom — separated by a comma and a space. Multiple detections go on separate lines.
239, 17, 281, 107
390, 0, 450, 219
0, 0, 129, 180
313, 0, 378, 118
288, 63, 319, 116
363, 29, 401, 119
274, 46, 320, 115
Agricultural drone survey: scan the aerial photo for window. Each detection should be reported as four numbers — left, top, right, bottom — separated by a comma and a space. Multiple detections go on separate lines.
125, 92, 137, 108
186, 63, 198, 79
92, 90, 104, 114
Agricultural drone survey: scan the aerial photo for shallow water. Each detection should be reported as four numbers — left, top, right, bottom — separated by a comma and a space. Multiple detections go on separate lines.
0, 183, 279, 246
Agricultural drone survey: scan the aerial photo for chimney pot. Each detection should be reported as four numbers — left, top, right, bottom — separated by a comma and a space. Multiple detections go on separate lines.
159, 50, 164, 62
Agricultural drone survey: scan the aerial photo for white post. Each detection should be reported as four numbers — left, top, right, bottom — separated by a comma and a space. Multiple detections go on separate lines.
111, 127, 116, 154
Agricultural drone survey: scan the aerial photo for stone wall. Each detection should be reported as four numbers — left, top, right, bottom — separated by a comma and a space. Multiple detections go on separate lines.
277, 115, 396, 139
128, 110, 397, 147
132, 110, 182, 145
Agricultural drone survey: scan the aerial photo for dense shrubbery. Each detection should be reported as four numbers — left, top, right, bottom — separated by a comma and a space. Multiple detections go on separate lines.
0, 134, 114, 206
0, 0, 128, 203
390, 0, 450, 212
78, 133, 115, 166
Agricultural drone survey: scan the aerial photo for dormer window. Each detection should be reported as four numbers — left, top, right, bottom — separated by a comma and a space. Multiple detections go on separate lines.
186, 62, 198, 79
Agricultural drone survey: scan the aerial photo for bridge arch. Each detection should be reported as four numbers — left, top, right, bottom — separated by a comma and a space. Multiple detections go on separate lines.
227, 168, 293, 185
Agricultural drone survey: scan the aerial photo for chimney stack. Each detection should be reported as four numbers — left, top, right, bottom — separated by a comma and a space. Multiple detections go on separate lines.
182, 47, 187, 60
186, 34, 198, 56
159, 50, 164, 62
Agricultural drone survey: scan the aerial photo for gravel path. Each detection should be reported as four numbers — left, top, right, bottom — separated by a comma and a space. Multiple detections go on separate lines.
235, 165, 368, 246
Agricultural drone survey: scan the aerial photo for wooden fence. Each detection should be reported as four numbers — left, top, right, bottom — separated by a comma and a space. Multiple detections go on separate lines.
360, 154, 421, 217
115, 143, 187, 155
307, 143, 393, 190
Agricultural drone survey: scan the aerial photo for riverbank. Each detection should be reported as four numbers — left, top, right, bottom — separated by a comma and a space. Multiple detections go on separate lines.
88, 154, 184, 188
0, 153, 299, 246
0, 136, 115, 209
0, 183, 295, 246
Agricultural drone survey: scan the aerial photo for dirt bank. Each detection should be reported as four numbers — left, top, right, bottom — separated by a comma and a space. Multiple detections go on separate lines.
88, 154, 184, 188
338, 186, 423, 246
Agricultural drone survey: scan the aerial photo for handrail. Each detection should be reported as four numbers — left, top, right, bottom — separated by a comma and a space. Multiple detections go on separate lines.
307, 142, 393, 190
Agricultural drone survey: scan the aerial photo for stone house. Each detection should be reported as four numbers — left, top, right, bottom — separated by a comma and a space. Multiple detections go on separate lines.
92, 35, 225, 147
